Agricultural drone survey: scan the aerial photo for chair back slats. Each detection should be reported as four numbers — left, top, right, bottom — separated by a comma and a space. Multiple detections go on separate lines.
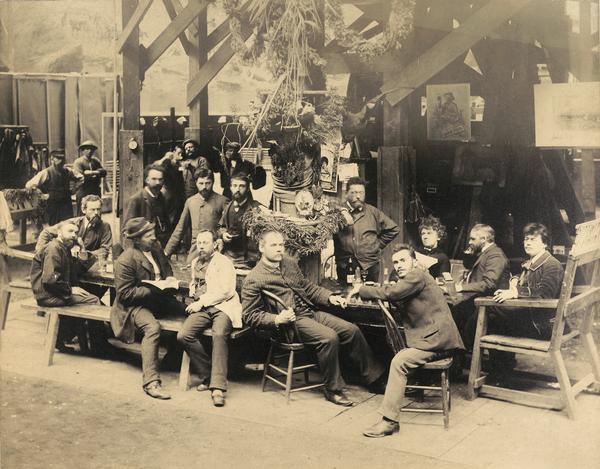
261, 289, 302, 345
377, 300, 407, 354
564, 287, 600, 317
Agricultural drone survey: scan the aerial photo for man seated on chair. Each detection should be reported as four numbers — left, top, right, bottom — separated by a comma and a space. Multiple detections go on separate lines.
178, 230, 242, 407
349, 243, 464, 438
30, 220, 100, 351
217, 171, 262, 268
242, 229, 385, 407
111, 217, 187, 400
487, 223, 565, 372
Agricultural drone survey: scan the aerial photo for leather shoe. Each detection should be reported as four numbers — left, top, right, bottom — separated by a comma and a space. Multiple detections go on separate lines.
196, 383, 210, 392
144, 381, 171, 400
211, 390, 225, 407
324, 389, 354, 407
363, 418, 399, 438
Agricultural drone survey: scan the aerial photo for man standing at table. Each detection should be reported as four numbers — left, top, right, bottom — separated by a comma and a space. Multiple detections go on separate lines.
165, 168, 229, 262
73, 140, 106, 215
31, 220, 99, 351
349, 244, 464, 437
25, 150, 82, 225
178, 230, 242, 407
333, 177, 399, 284
124, 164, 172, 248
218, 171, 262, 268
242, 230, 385, 407
111, 217, 186, 400
455, 223, 510, 348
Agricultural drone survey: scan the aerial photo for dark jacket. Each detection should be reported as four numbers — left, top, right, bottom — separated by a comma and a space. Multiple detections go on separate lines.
359, 269, 464, 352
333, 203, 400, 270
73, 156, 106, 198
30, 238, 95, 303
241, 255, 332, 329
36, 216, 112, 259
217, 158, 258, 199
217, 197, 262, 267
516, 250, 564, 299
124, 189, 172, 247
462, 244, 510, 294
164, 191, 229, 256
110, 245, 173, 343
416, 246, 451, 279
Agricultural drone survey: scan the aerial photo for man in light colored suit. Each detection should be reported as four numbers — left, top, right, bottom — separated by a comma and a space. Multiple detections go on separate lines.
178, 230, 242, 407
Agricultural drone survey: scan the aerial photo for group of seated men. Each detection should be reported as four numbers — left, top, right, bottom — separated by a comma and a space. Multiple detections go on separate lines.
28, 142, 565, 438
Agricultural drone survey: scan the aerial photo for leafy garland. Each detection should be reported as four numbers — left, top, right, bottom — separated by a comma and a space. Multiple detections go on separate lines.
242, 206, 346, 256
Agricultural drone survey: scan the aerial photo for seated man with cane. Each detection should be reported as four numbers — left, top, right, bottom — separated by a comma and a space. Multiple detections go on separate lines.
349, 244, 464, 437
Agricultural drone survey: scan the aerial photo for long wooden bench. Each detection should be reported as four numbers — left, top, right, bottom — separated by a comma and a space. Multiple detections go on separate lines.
20, 298, 251, 391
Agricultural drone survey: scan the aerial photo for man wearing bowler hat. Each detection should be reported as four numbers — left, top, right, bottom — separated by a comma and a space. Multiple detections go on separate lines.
26, 149, 83, 225
181, 138, 210, 199
111, 217, 187, 400
73, 140, 107, 215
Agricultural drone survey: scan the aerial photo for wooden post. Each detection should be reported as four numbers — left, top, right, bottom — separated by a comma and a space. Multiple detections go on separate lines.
119, 130, 144, 220
64, 77, 79, 162
187, 8, 208, 144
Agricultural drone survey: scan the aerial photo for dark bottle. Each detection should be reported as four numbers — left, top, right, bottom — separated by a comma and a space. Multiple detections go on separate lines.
346, 257, 355, 285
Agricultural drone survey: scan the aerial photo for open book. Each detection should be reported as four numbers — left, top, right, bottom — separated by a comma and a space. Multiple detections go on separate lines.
142, 276, 180, 293
415, 252, 438, 269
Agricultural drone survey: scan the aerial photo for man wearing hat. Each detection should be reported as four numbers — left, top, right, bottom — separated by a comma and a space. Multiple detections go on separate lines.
111, 217, 187, 400
73, 140, 107, 215
26, 150, 83, 224
217, 171, 262, 268
216, 142, 265, 199
181, 138, 210, 199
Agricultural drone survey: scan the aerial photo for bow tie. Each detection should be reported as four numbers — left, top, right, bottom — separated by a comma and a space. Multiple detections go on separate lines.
521, 260, 532, 271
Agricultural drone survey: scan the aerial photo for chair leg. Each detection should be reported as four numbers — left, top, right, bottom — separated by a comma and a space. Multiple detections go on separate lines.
0, 289, 11, 330
179, 351, 191, 391
441, 370, 450, 429
550, 349, 578, 419
44, 311, 60, 366
285, 350, 294, 403
580, 308, 600, 384
261, 344, 274, 392
467, 305, 487, 400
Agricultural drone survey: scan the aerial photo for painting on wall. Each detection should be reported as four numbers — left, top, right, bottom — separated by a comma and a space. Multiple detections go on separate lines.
320, 133, 342, 193
426, 83, 471, 141
534, 82, 600, 148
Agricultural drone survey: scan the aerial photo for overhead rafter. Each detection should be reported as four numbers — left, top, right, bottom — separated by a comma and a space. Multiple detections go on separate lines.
381, 0, 535, 106
161, 0, 195, 56
117, 0, 154, 53
142, 0, 210, 72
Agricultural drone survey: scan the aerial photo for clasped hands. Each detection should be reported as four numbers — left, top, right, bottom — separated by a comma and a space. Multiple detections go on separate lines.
186, 300, 204, 314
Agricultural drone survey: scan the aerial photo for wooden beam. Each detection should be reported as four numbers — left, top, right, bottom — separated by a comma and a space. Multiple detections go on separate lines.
381, 0, 535, 106
188, 8, 208, 133
121, 0, 141, 130
186, 21, 252, 105
143, 0, 209, 72
206, 1, 251, 50
117, 0, 154, 53
161, 0, 194, 56
165, 0, 199, 37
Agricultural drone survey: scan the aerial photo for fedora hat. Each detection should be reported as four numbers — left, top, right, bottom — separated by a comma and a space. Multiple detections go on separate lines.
123, 217, 155, 239
79, 140, 98, 150
182, 138, 199, 147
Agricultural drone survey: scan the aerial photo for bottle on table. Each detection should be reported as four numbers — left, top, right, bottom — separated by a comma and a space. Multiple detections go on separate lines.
383, 267, 390, 285
346, 257, 355, 285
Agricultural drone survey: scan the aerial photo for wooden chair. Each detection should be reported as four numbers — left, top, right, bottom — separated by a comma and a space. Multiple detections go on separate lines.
468, 219, 600, 419
378, 300, 453, 429
260, 290, 325, 402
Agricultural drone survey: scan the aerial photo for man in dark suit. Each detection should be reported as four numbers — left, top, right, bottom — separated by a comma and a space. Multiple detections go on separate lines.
124, 164, 172, 248
350, 244, 464, 438
111, 217, 186, 400
455, 223, 510, 348
242, 230, 385, 407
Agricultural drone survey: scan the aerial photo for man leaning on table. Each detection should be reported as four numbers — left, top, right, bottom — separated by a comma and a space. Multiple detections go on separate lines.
111, 217, 187, 400
349, 243, 464, 438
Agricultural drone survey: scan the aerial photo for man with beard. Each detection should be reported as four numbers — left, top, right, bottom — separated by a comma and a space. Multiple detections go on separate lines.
333, 177, 400, 284
164, 168, 229, 262
111, 217, 187, 400
124, 164, 172, 248
217, 142, 263, 199
181, 139, 211, 199
349, 244, 464, 437
217, 172, 262, 268
156, 149, 186, 228
73, 140, 107, 215
454, 223, 510, 348
242, 230, 385, 407
178, 230, 242, 407
30, 220, 99, 351
26, 150, 83, 225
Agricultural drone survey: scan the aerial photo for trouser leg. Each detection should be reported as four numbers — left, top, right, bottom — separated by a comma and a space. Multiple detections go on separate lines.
295, 315, 344, 391
133, 308, 162, 387
313, 310, 384, 385
177, 311, 212, 383
379, 348, 436, 422
208, 311, 232, 391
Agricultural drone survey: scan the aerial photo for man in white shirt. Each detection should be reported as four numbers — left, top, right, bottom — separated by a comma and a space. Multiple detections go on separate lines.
178, 230, 242, 407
